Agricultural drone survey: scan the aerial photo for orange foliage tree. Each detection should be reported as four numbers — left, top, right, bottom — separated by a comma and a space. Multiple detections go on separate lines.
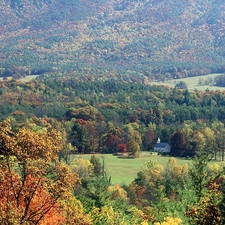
0, 119, 80, 224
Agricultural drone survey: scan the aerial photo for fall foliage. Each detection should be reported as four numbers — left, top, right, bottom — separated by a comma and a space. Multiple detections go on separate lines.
0, 119, 90, 224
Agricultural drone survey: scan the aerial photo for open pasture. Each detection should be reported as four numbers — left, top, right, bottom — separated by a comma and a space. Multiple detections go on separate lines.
151, 73, 225, 91
72, 153, 189, 185
0, 75, 38, 82
72, 153, 225, 185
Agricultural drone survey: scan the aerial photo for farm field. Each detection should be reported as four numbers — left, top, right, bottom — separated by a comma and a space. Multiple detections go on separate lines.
72, 153, 190, 185
72, 153, 225, 185
0, 75, 38, 82
151, 73, 225, 91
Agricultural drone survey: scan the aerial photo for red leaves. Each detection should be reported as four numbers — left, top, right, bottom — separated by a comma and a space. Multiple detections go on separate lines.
117, 143, 127, 153
0, 120, 79, 224
75, 118, 88, 125
0, 168, 65, 224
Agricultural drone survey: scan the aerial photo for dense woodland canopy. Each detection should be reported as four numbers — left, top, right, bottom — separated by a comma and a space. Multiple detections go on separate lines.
1, 77, 225, 158
1, 76, 225, 223
1, 0, 225, 80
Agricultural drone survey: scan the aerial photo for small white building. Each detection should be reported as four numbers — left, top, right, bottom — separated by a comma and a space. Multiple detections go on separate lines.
154, 138, 170, 153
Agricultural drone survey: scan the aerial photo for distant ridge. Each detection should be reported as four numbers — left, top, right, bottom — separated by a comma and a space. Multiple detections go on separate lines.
1, 0, 225, 81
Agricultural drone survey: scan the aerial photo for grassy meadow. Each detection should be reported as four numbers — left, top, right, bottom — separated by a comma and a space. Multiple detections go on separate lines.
0, 75, 38, 82
72, 153, 190, 185
151, 73, 225, 91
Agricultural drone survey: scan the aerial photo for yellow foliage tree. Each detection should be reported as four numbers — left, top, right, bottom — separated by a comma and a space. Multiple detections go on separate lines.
60, 196, 92, 225
71, 158, 94, 180
107, 185, 128, 200
154, 217, 183, 225
0, 119, 83, 224
127, 140, 141, 158
165, 158, 189, 198
143, 161, 164, 191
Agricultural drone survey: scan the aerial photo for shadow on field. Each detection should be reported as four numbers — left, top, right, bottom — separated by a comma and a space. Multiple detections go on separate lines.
116, 156, 136, 159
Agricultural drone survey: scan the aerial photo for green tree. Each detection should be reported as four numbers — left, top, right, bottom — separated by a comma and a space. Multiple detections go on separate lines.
123, 123, 142, 146
127, 140, 140, 158
90, 155, 104, 177
164, 158, 189, 197
202, 127, 215, 156
212, 121, 225, 160
72, 121, 89, 154
189, 149, 211, 200
175, 81, 187, 89
77, 176, 112, 213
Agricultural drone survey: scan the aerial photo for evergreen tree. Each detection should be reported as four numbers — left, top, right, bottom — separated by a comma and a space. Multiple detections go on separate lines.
189, 149, 211, 200
90, 155, 103, 177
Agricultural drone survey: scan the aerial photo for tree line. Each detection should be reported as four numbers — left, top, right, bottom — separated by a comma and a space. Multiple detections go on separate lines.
1, 78, 225, 158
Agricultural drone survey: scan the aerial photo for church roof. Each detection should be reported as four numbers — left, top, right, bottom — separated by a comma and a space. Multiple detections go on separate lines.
154, 142, 169, 148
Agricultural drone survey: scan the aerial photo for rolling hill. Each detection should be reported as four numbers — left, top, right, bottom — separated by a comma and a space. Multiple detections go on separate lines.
1, 0, 225, 81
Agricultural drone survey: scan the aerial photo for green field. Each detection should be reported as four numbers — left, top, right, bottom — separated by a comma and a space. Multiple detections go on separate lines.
151, 73, 225, 91
0, 75, 38, 82
72, 153, 190, 185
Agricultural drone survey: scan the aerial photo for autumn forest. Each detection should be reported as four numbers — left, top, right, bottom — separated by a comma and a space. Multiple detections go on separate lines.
1, 76, 225, 224
1, 0, 225, 81
2, 0, 225, 224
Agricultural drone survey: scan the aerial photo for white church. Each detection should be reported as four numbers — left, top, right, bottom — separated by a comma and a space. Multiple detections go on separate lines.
153, 138, 171, 153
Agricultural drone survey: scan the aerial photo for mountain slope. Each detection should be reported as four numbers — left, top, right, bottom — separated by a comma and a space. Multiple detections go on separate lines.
1, 0, 225, 81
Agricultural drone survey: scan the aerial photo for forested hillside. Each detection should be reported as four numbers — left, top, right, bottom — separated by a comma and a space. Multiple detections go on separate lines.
1, 0, 225, 80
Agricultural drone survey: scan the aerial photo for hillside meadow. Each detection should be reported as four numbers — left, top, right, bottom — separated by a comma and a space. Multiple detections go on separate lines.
0, 75, 38, 82
151, 73, 225, 91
